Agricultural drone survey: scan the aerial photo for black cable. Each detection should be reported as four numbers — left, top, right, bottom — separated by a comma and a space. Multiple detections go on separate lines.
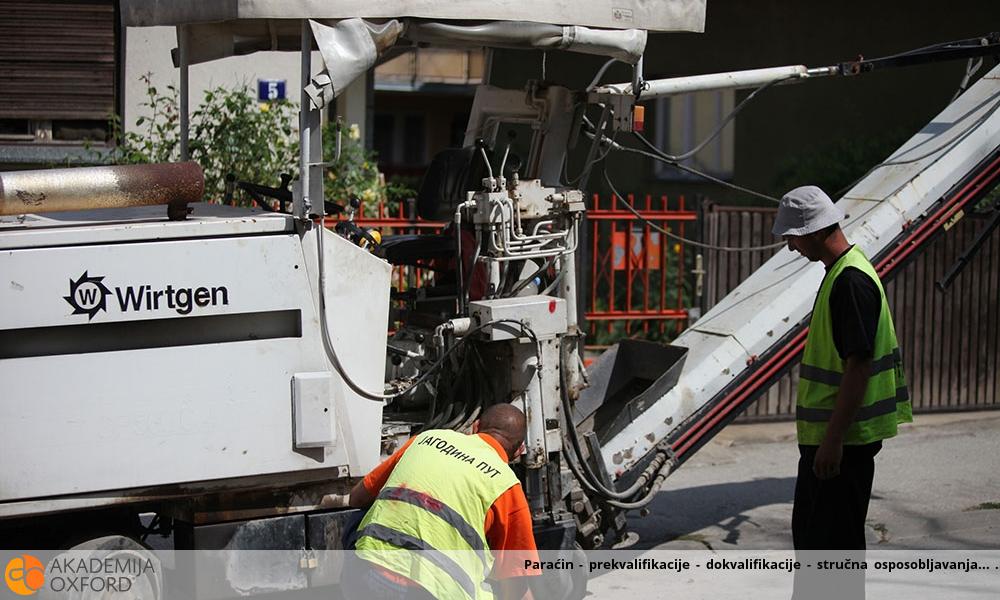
386, 318, 540, 401
494, 261, 513, 299
645, 76, 789, 163
577, 113, 783, 205
420, 370, 441, 432
865, 35, 997, 63
833, 93, 1000, 199
442, 344, 475, 429
629, 131, 783, 204
564, 127, 619, 186
508, 256, 558, 297
602, 169, 786, 252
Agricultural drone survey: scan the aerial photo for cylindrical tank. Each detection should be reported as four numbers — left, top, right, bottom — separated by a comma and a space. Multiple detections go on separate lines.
0, 162, 204, 216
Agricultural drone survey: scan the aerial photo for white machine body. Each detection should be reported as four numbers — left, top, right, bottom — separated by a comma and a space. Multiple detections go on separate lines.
0, 205, 390, 514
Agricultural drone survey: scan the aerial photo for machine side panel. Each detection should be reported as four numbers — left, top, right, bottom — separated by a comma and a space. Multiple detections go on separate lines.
0, 232, 388, 502
302, 229, 392, 476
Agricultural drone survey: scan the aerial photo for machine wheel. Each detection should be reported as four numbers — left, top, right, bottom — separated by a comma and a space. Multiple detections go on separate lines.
39, 535, 162, 600
527, 543, 588, 600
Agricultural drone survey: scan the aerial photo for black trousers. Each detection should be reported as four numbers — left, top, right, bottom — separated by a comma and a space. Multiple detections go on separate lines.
791, 442, 881, 600
792, 441, 882, 550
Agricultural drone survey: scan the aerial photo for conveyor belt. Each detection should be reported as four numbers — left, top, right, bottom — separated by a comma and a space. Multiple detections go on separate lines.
601, 64, 1000, 476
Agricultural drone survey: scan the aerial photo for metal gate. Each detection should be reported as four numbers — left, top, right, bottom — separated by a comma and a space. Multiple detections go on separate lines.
702, 202, 1000, 421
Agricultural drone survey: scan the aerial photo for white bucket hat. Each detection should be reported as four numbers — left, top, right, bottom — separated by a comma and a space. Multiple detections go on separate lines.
771, 185, 844, 237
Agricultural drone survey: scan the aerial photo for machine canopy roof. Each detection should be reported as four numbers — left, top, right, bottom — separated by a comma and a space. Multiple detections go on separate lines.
120, 0, 707, 33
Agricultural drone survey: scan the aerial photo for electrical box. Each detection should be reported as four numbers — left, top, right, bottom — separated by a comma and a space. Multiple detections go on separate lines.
469, 295, 567, 340
292, 372, 336, 448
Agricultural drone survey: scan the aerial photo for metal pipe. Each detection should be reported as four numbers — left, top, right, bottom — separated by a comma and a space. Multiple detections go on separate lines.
597, 65, 818, 98
0, 162, 204, 216
297, 20, 313, 219
178, 25, 190, 161
631, 55, 644, 95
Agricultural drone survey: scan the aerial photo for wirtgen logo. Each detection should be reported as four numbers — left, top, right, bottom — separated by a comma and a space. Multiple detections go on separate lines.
4, 555, 44, 596
64, 272, 230, 320
64, 272, 111, 321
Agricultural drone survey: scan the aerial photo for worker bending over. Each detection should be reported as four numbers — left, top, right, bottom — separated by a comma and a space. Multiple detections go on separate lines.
342, 403, 540, 600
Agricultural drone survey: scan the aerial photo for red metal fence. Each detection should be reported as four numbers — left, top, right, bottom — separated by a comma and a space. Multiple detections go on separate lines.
329, 196, 697, 345
586, 194, 696, 346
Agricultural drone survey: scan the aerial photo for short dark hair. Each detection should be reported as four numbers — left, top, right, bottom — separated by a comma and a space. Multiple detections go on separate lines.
478, 404, 526, 458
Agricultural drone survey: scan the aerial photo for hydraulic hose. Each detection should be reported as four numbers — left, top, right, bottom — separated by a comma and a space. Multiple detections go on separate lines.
559, 368, 674, 501
604, 469, 672, 509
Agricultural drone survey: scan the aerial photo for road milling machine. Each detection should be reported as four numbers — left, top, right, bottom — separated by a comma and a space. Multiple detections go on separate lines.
2, 3, 1000, 597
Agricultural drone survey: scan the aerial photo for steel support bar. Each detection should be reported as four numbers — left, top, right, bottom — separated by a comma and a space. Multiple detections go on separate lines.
596, 65, 821, 98
938, 207, 1000, 290
841, 33, 1000, 76
178, 25, 190, 161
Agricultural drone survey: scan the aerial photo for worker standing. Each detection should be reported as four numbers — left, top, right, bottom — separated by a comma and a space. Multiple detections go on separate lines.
773, 186, 912, 595
339, 403, 540, 600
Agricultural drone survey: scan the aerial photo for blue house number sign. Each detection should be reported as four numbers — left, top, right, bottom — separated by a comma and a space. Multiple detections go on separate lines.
258, 79, 287, 101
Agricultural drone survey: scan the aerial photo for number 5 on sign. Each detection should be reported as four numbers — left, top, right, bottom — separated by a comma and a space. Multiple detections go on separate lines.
257, 79, 286, 102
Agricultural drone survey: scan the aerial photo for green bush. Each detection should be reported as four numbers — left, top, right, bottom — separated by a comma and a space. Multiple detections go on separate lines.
106, 75, 299, 203
189, 87, 299, 201
322, 125, 418, 214
106, 76, 416, 210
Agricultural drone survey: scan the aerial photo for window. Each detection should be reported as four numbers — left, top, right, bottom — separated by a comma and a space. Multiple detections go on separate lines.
373, 112, 428, 173
375, 48, 484, 91
373, 113, 395, 165
653, 90, 735, 181
0, 0, 117, 152
403, 115, 426, 165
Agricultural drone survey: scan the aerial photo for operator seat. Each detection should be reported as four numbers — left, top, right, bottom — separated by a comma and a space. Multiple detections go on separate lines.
378, 146, 489, 267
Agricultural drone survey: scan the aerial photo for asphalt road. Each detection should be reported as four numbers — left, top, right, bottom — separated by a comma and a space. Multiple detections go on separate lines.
614, 410, 1000, 550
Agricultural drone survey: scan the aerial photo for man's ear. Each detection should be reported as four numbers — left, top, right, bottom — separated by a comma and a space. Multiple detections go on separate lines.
513, 441, 526, 461
471, 420, 480, 434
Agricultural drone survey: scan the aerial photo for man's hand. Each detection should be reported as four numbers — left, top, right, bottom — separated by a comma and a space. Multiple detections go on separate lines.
349, 479, 376, 508
813, 437, 843, 480
318, 494, 350, 510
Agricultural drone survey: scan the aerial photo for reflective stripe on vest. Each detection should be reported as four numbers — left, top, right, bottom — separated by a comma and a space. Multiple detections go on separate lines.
797, 246, 913, 445
356, 523, 478, 599
799, 348, 902, 387
797, 385, 910, 422
377, 486, 490, 567
355, 429, 519, 600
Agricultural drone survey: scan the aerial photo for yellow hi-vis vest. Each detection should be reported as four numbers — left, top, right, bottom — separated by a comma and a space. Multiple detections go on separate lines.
797, 246, 913, 445
355, 429, 520, 600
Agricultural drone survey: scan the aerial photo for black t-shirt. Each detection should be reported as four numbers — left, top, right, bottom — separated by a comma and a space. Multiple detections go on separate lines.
827, 248, 881, 360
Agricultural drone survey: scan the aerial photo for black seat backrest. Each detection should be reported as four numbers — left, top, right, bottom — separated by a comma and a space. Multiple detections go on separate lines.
417, 146, 491, 221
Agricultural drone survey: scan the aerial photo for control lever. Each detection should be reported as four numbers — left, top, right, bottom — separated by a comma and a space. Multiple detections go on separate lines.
224, 173, 294, 212
499, 130, 516, 176
475, 138, 497, 191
